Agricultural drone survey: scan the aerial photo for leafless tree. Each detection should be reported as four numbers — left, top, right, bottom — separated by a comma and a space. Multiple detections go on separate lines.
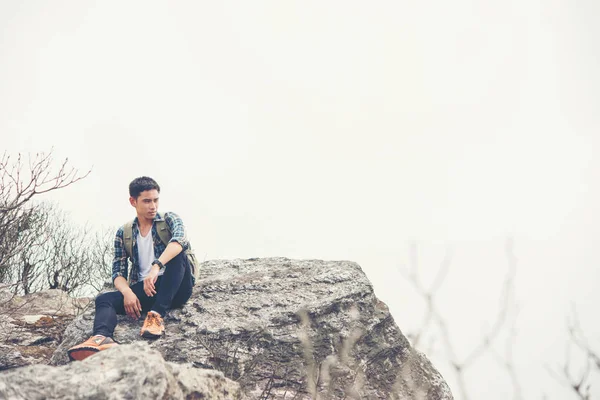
398, 238, 522, 400
0, 150, 90, 280
547, 309, 600, 399
3, 202, 114, 297
87, 227, 116, 293
0, 150, 90, 213
0, 150, 116, 297
400, 238, 600, 400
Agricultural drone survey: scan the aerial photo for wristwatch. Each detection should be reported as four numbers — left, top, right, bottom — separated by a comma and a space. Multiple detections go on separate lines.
152, 259, 164, 269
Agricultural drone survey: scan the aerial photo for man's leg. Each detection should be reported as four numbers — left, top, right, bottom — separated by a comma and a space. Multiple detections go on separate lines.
93, 282, 156, 337
170, 265, 194, 309
67, 292, 124, 361
140, 252, 193, 339
92, 291, 124, 337
151, 251, 193, 316
68, 283, 153, 361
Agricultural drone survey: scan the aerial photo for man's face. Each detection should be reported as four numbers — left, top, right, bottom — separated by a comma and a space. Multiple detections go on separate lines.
130, 189, 159, 220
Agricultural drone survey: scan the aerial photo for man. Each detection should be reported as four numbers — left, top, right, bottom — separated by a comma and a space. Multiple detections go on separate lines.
67, 176, 194, 361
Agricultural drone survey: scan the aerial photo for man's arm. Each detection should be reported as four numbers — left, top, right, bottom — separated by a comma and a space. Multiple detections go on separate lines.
114, 276, 130, 293
155, 212, 187, 268
111, 227, 129, 284
157, 241, 183, 266
114, 276, 142, 319
111, 227, 141, 318
164, 211, 189, 250
142, 212, 187, 297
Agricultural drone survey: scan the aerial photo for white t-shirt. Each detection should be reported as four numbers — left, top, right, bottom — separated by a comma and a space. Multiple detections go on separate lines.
137, 230, 164, 280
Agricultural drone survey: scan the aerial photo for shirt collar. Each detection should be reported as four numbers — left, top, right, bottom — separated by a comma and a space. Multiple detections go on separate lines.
133, 212, 165, 228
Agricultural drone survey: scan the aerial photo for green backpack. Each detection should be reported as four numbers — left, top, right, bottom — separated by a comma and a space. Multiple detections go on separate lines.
122, 216, 200, 285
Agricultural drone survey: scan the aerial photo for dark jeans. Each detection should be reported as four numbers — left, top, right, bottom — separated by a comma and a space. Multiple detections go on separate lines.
93, 251, 193, 337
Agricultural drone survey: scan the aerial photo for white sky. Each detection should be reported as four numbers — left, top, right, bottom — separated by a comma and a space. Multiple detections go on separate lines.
1, 1, 598, 398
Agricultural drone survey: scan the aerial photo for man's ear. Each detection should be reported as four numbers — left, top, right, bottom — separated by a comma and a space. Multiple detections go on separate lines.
129, 196, 136, 207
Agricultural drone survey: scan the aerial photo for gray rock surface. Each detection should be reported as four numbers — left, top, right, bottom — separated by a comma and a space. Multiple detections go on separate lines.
52, 258, 453, 399
0, 288, 91, 370
0, 342, 240, 399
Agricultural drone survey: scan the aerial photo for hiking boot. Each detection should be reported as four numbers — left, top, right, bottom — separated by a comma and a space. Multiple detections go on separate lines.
67, 335, 119, 361
140, 312, 165, 339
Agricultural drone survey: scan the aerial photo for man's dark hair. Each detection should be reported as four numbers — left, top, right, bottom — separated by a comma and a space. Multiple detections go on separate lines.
129, 176, 160, 198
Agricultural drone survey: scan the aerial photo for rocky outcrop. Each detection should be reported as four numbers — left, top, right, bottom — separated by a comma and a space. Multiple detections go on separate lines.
51, 258, 453, 399
0, 288, 91, 370
0, 342, 240, 399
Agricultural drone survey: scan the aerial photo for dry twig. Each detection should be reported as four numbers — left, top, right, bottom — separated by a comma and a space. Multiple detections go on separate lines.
399, 238, 522, 400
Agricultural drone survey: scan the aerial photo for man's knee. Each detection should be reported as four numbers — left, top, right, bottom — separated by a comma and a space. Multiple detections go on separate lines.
95, 291, 122, 307
95, 292, 109, 306
167, 251, 188, 269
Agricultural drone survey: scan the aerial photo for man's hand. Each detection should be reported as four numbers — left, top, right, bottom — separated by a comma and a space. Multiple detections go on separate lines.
123, 289, 142, 319
143, 264, 160, 297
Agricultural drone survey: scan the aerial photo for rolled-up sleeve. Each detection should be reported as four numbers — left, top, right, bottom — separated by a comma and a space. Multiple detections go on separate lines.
164, 212, 189, 250
112, 227, 129, 283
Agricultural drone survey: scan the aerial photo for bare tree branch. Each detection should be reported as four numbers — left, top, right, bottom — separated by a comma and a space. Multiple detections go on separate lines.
0, 149, 91, 213
399, 237, 522, 400
548, 308, 598, 399
0, 150, 91, 280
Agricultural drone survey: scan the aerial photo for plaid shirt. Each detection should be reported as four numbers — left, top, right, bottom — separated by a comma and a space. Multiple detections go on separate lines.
112, 211, 190, 285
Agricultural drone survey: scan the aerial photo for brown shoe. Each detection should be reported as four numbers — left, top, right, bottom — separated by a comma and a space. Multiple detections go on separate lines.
67, 335, 119, 361
140, 312, 165, 339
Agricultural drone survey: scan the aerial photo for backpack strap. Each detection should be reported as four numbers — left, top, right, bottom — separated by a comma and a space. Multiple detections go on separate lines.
123, 220, 134, 258
155, 214, 172, 246
123, 215, 172, 258
122, 215, 173, 284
